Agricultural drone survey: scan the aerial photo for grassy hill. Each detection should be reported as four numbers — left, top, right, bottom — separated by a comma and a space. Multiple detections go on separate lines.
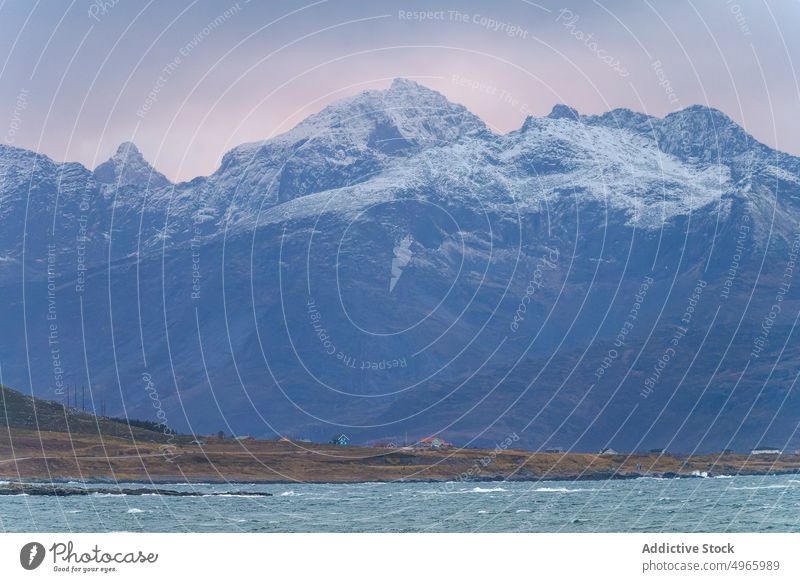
0, 384, 173, 442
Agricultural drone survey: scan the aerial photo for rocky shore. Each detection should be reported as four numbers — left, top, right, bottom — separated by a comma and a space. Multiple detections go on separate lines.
0, 482, 272, 496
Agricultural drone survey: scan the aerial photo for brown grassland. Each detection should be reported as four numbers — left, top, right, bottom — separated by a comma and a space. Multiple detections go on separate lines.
2, 427, 799, 483
2, 384, 798, 484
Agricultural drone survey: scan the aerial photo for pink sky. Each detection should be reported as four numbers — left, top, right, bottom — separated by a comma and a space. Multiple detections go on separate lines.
1, 0, 798, 181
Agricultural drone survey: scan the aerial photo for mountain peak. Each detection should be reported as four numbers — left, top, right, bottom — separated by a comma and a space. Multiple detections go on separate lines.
547, 104, 580, 120
388, 77, 426, 92
658, 104, 755, 163
663, 105, 741, 133
221, 79, 487, 167
114, 141, 142, 158
95, 142, 170, 188
213, 78, 489, 204
588, 108, 655, 132
384, 77, 446, 101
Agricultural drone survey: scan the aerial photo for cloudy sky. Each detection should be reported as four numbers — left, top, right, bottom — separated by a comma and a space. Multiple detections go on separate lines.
1, 0, 798, 181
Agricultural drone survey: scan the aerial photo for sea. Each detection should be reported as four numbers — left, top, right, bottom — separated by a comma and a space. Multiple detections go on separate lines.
1, 474, 798, 532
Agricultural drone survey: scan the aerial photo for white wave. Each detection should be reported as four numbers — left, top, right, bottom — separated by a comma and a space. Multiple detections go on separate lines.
279, 491, 301, 497
714, 475, 734, 479
201, 493, 265, 498
126, 508, 145, 514
532, 487, 598, 493
469, 487, 508, 493
729, 484, 789, 491
515, 509, 531, 513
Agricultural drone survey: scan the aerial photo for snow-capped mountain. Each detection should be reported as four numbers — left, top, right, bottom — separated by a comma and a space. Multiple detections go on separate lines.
1, 79, 799, 452
94, 141, 171, 189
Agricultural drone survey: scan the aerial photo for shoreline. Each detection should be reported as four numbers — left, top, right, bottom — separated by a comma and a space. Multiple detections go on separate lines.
3, 428, 799, 485
5, 466, 800, 485
3, 470, 799, 487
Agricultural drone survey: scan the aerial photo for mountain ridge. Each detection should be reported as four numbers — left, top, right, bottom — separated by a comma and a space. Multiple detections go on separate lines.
0, 79, 799, 452
1, 79, 785, 190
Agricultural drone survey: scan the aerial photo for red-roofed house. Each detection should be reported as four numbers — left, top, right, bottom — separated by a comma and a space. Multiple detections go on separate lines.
414, 436, 453, 450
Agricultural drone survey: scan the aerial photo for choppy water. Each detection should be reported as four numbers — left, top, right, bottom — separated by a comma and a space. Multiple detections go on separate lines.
1, 474, 798, 532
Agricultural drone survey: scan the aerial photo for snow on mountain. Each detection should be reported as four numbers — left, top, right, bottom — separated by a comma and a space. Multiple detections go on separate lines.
2, 78, 799, 285
4, 79, 794, 251
3, 80, 800, 451
183, 83, 795, 238
94, 141, 171, 189
186, 78, 489, 221
232, 96, 740, 232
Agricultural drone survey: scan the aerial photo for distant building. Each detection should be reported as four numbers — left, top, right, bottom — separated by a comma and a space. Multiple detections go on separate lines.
234, 435, 254, 441
751, 447, 781, 455
330, 434, 350, 446
371, 441, 398, 448
599, 447, 618, 455
189, 439, 206, 446
414, 436, 452, 450
279, 436, 312, 443
722, 449, 735, 454
648, 448, 665, 454
544, 447, 564, 454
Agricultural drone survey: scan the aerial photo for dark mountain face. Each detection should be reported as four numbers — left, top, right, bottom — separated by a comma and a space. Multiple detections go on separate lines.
1, 79, 798, 453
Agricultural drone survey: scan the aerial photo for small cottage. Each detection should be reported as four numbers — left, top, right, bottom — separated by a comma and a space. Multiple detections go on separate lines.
415, 436, 452, 450
330, 434, 350, 446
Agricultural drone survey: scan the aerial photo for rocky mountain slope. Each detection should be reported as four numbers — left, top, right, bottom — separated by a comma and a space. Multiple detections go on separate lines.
0, 79, 798, 452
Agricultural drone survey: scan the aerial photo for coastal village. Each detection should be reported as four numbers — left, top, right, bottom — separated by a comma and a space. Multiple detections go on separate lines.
2, 384, 798, 484
195, 432, 457, 451
204, 430, 791, 458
